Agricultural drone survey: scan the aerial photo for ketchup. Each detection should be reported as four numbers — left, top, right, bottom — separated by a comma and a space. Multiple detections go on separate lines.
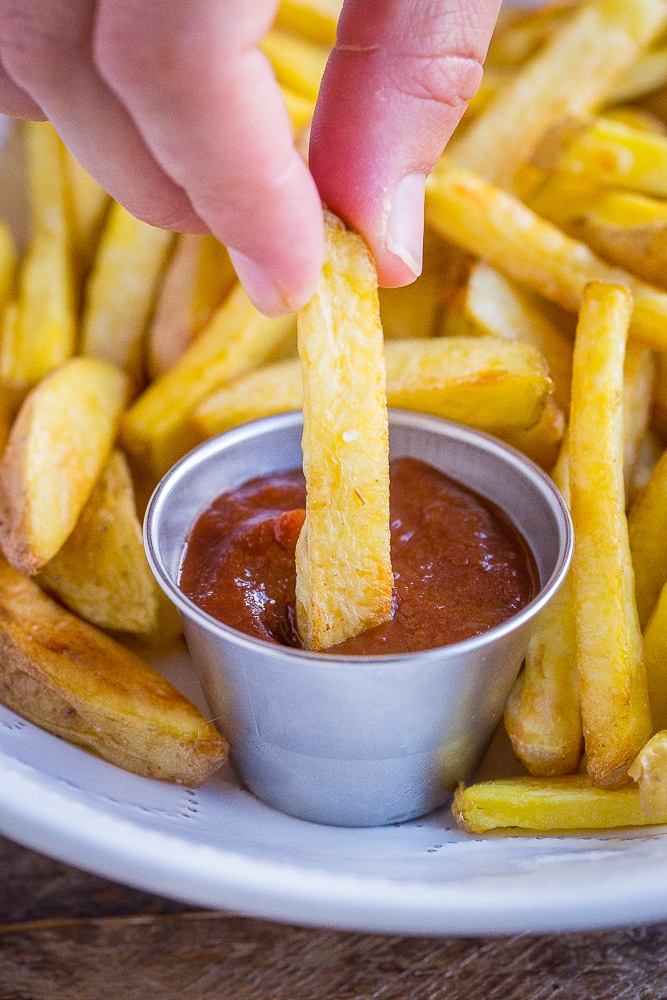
179, 457, 538, 655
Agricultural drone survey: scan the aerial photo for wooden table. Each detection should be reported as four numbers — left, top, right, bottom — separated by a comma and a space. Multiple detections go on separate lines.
2, 834, 667, 999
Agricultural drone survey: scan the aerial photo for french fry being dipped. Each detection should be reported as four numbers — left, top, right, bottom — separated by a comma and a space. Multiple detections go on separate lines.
295, 210, 393, 651
569, 281, 652, 788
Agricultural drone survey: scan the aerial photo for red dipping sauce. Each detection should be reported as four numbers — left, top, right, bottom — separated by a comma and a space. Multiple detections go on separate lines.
179, 456, 538, 655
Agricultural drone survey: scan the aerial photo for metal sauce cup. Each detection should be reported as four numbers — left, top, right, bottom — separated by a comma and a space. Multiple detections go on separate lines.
145, 410, 573, 828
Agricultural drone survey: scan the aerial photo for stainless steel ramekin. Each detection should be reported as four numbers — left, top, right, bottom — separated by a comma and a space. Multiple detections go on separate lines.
145, 410, 572, 827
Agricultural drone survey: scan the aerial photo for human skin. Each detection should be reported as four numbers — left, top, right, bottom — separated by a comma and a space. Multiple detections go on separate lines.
0, 0, 502, 315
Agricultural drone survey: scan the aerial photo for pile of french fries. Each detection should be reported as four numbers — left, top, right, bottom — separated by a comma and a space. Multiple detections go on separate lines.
4, 0, 667, 826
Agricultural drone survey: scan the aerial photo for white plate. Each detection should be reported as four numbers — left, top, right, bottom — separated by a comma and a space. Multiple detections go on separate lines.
1, 641, 667, 937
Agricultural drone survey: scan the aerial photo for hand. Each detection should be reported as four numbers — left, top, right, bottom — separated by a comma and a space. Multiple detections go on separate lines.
0, 0, 501, 315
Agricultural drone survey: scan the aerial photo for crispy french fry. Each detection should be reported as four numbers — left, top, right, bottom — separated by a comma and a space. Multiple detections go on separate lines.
81, 201, 175, 392
448, 0, 667, 190
38, 449, 159, 635
452, 774, 666, 833
0, 122, 76, 392
425, 166, 667, 353
623, 343, 655, 491
62, 145, 110, 277
504, 441, 582, 775
569, 281, 652, 788
532, 114, 667, 197
629, 730, 667, 818
191, 336, 554, 440
0, 555, 227, 784
628, 445, 667, 628
642, 586, 667, 730
460, 261, 573, 414
147, 234, 236, 379
378, 230, 453, 340
485, 1, 579, 69
556, 190, 667, 288
122, 282, 295, 479
274, 0, 341, 46
260, 28, 329, 101
610, 45, 667, 103
495, 397, 566, 471
295, 210, 392, 651
0, 358, 129, 575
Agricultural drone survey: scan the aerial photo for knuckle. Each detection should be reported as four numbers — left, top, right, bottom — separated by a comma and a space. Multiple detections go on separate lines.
390, 50, 484, 112
0, 4, 62, 84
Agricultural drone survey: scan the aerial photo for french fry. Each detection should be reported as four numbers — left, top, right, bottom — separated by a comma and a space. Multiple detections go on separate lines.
192, 336, 554, 440
494, 397, 566, 471
0, 358, 129, 575
628, 445, 667, 628
121, 282, 295, 479
452, 775, 666, 833
532, 113, 667, 198
610, 45, 667, 104
0, 555, 227, 785
38, 449, 159, 635
81, 201, 175, 392
295, 210, 392, 651
569, 281, 652, 788
274, 0, 341, 46
62, 145, 110, 279
460, 261, 573, 415
504, 441, 582, 775
447, 0, 667, 190
260, 28, 329, 102
0, 122, 76, 392
147, 234, 236, 379
642, 587, 667, 730
425, 166, 667, 353
623, 343, 655, 491
629, 730, 667, 818
555, 190, 667, 288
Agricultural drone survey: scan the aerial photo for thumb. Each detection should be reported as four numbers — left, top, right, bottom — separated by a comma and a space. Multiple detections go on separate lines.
309, 0, 501, 286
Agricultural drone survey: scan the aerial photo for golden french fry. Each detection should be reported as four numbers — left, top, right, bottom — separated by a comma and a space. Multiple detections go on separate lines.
628, 446, 667, 628
460, 260, 573, 415
485, 1, 579, 69
532, 113, 667, 198
192, 336, 554, 440
274, 0, 341, 46
121, 282, 295, 479
260, 28, 329, 101
0, 358, 129, 575
425, 166, 667, 353
642, 587, 667, 730
504, 442, 582, 775
62, 145, 110, 277
494, 397, 566, 471
0, 555, 227, 785
611, 45, 667, 103
295, 210, 392, 651
0, 122, 76, 392
452, 774, 665, 833
569, 281, 652, 788
623, 343, 655, 492
147, 234, 236, 378
629, 730, 667, 818
81, 201, 175, 392
38, 449, 159, 635
447, 0, 667, 190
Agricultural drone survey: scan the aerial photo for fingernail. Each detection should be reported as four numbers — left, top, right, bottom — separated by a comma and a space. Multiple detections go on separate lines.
385, 173, 426, 278
228, 249, 294, 317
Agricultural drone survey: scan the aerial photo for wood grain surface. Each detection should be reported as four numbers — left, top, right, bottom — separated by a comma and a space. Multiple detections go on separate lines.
2, 835, 667, 999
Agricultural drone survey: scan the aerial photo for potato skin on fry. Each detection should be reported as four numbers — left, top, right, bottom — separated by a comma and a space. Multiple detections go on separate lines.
0, 556, 227, 785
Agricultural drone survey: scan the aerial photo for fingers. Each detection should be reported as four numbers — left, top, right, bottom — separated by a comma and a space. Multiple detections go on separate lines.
0, 0, 205, 231
95, 0, 323, 315
309, 0, 502, 287
0, 0, 324, 315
